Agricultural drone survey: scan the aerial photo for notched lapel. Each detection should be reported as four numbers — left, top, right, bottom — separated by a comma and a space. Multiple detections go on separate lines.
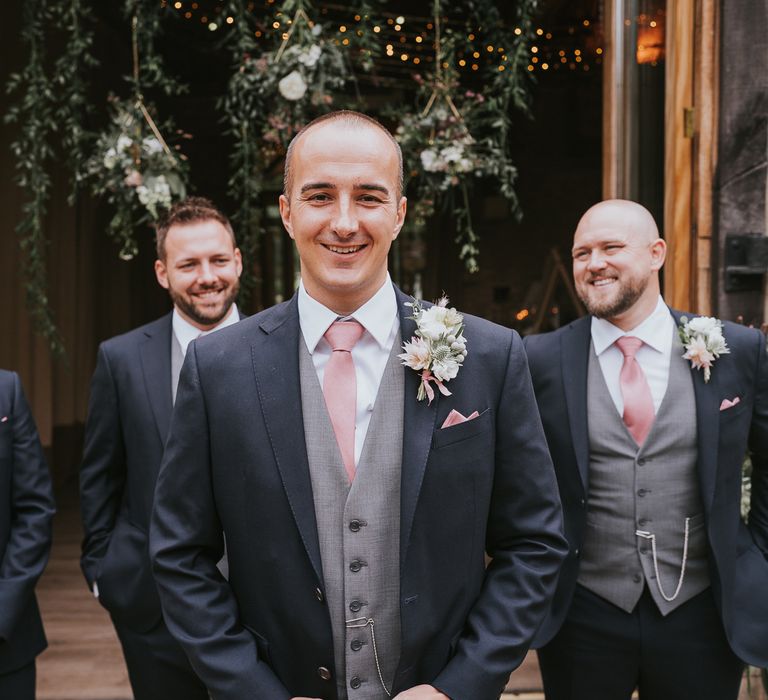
562, 318, 591, 490
251, 297, 323, 583
396, 288, 439, 568
139, 317, 173, 444
671, 310, 721, 513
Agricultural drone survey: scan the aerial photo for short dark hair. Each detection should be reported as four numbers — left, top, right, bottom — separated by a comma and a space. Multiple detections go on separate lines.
155, 197, 236, 260
283, 110, 404, 198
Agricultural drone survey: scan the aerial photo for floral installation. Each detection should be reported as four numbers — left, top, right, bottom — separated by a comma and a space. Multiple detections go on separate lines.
85, 97, 189, 261
399, 296, 468, 403
392, 43, 522, 274
678, 315, 730, 383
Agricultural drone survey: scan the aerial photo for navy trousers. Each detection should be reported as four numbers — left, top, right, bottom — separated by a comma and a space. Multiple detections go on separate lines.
538, 585, 744, 700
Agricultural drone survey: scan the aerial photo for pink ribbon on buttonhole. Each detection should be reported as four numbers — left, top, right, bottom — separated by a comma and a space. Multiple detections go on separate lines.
420, 370, 452, 405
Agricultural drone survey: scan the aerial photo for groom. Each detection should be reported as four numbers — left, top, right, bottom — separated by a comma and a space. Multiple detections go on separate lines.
150, 110, 566, 699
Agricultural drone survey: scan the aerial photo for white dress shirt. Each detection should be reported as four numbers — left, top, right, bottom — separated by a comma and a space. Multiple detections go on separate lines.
591, 295, 675, 416
172, 303, 240, 358
298, 277, 399, 466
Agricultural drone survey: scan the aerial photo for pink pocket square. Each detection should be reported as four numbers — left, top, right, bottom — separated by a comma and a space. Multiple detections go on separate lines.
719, 397, 741, 411
441, 409, 479, 429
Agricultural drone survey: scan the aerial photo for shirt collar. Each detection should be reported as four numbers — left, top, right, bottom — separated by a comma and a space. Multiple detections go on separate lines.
172, 303, 239, 356
591, 295, 672, 356
298, 275, 398, 352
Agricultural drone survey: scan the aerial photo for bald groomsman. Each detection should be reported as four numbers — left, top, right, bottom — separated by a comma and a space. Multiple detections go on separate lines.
525, 199, 768, 700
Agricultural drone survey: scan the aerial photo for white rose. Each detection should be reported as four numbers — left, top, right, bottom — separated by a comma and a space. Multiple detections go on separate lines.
116, 135, 133, 152
142, 137, 163, 155
440, 145, 464, 163
299, 45, 322, 68
432, 356, 460, 382
420, 149, 440, 172
418, 306, 451, 340
278, 70, 308, 101
103, 147, 118, 169
686, 316, 719, 336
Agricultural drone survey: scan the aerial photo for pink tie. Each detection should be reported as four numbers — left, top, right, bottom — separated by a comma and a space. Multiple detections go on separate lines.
323, 321, 365, 482
615, 336, 655, 446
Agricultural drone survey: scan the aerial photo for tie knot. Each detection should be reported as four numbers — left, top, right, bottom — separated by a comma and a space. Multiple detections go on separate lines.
615, 335, 643, 358
324, 320, 364, 352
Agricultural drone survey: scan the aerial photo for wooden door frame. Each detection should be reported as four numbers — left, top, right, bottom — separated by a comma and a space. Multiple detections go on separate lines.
602, 0, 719, 314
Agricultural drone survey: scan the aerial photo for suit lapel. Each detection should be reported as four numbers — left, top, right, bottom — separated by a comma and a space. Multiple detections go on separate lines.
670, 310, 720, 513
139, 314, 174, 444
251, 296, 323, 583
396, 288, 439, 569
561, 316, 591, 490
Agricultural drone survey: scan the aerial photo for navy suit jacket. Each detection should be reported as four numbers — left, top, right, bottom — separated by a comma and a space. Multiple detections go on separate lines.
150, 286, 567, 700
0, 370, 55, 673
524, 310, 768, 666
79, 311, 244, 632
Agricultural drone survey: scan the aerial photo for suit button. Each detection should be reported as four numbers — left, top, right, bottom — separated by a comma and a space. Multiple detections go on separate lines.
350, 677, 362, 689
633, 573, 642, 583
349, 559, 366, 573
351, 639, 363, 652
318, 667, 332, 681
315, 587, 324, 603
580, 498, 586, 507
349, 599, 363, 613
573, 548, 580, 559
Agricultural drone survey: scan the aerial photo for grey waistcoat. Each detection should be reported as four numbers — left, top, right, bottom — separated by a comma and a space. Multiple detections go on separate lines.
300, 337, 403, 700
577, 330, 710, 615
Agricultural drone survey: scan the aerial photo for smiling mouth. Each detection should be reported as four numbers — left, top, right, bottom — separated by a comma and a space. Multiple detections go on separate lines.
589, 277, 617, 287
324, 244, 366, 255
193, 288, 225, 299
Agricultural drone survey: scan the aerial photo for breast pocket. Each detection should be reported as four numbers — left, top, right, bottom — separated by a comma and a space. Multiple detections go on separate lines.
431, 408, 492, 450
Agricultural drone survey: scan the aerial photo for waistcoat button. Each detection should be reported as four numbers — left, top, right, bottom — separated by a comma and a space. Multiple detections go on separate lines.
349, 519, 361, 532
349, 600, 362, 612
351, 639, 363, 651
350, 677, 362, 689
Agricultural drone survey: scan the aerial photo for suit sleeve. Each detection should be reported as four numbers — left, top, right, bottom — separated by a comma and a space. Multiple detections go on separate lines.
0, 374, 55, 641
748, 330, 768, 555
433, 330, 567, 700
79, 344, 127, 587
150, 344, 290, 699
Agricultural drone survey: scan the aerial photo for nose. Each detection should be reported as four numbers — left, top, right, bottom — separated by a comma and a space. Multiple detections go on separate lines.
331, 195, 358, 238
197, 261, 217, 285
586, 250, 607, 271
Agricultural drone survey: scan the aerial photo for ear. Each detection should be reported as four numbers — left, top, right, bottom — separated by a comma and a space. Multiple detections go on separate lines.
154, 259, 170, 290
650, 237, 667, 270
392, 196, 407, 240
233, 248, 243, 278
279, 194, 294, 240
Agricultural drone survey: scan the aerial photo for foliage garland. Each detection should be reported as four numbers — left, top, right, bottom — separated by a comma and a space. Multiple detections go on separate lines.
220, 0, 377, 302
393, 0, 537, 273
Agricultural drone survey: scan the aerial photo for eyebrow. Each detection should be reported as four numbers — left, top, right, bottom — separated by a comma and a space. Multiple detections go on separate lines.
299, 182, 390, 196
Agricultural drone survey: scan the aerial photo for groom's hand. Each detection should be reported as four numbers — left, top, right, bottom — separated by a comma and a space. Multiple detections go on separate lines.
393, 685, 450, 699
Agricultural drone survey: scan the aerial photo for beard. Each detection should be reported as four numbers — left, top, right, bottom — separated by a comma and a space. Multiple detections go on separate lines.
578, 275, 648, 320
169, 280, 240, 328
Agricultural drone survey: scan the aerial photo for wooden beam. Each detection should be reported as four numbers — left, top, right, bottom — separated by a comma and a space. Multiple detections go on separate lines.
663, 0, 695, 309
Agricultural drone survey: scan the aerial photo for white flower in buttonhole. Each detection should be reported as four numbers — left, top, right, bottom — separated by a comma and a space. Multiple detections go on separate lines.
278, 70, 308, 101
399, 296, 468, 403
678, 315, 730, 383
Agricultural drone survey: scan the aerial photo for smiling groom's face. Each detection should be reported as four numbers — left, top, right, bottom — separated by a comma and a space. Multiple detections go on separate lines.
279, 120, 407, 316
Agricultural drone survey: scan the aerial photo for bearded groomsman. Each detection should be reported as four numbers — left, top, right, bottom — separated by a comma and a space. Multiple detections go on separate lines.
150, 110, 567, 700
525, 199, 768, 700
79, 197, 244, 699
0, 370, 55, 699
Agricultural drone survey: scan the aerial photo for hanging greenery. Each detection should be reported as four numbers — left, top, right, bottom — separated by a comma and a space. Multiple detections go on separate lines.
220, 0, 378, 302
7, 0, 537, 350
393, 0, 537, 273
85, 2, 190, 260
5, 0, 96, 354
